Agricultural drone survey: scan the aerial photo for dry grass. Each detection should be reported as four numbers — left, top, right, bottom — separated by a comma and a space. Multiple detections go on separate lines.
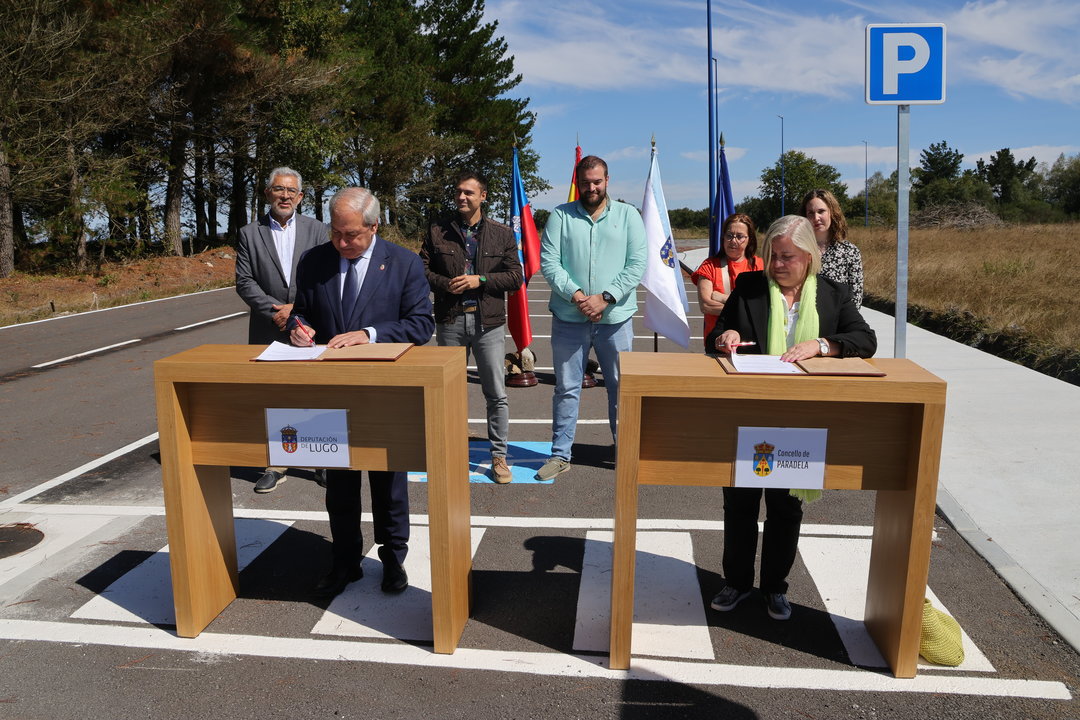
855, 223, 1080, 350
0, 248, 237, 327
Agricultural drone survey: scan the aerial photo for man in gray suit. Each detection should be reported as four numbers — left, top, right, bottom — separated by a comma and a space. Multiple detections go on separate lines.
235, 166, 328, 493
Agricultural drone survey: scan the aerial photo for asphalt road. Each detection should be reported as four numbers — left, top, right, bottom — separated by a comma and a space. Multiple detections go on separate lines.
0, 272, 1076, 719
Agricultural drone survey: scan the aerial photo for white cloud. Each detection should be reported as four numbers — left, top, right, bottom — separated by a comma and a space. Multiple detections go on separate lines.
797, 144, 898, 167
486, 0, 866, 97
604, 145, 651, 162
489, 0, 1080, 103
682, 147, 748, 162
967, 144, 1080, 167
966, 55, 1080, 103
485, 1, 700, 90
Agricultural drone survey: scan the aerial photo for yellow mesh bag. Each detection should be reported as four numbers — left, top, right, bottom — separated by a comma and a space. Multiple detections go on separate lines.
919, 598, 965, 666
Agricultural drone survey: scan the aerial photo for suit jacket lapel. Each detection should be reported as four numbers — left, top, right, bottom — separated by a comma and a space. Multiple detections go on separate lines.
317, 246, 345, 334
258, 217, 287, 286
287, 217, 317, 302
746, 276, 770, 351
350, 236, 390, 327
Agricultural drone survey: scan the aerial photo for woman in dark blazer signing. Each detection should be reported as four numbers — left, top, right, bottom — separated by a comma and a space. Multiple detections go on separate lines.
704, 215, 876, 621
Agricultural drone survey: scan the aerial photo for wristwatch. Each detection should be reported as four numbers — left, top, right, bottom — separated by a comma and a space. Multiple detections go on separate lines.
478, 275, 487, 284
601, 291, 616, 304
817, 337, 830, 356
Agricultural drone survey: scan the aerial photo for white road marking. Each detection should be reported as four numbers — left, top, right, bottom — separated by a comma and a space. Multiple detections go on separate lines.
524, 315, 706, 319
0, 286, 234, 331
32, 338, 142, 368
574, 531, 713, 659
0, 514, 117, 588
174, 311, 246, 330
468, 418, 609, 424
799, 536, 995, 673
512, 335, 704, 340
313, 526, 485, 641
0, 619, 1068, 699
2, 504, 877, 538
72, 518, 294, 625
0, 433, 159, 508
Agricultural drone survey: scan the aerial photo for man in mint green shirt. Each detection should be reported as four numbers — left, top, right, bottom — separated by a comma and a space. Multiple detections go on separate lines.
536, 155, 646, 480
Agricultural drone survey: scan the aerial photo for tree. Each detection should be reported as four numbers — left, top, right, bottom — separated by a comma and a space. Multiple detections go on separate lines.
0, 0, 90, 277
848, 170, 898, 226
418, 0, 542, 221
976, 148, 1038, 205
667, 207, 710, 229
1045, 153, 1080, 216
914, 141, 962, 186
740, 151, 845, 229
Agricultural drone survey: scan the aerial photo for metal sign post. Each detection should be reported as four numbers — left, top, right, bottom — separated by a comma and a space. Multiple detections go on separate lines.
896, 105, 911, 358
866, 23, 946, 358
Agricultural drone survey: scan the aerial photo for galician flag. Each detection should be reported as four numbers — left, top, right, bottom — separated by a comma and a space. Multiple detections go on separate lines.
508, 147, 541, 352
640, 142, 690, 348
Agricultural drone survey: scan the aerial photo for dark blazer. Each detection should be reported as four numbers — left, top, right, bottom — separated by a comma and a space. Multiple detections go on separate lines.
705, 271, 876, 358
290, 237, 434, 345
235, 213, 329, 344
420, 215, 523, 329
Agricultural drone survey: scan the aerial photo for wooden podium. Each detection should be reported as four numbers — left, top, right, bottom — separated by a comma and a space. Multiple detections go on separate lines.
154, 344, 471, 653
609, 353, 946, 677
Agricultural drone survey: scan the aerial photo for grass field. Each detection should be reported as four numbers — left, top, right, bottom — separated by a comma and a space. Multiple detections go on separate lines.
854, 224, 1080, 350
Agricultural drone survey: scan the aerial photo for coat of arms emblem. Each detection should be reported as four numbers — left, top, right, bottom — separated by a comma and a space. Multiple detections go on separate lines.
753, 441, 775, 477
280, 425, 298, 453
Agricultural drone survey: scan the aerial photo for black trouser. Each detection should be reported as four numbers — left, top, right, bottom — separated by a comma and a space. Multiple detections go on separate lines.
722, 486, 803, 594
324, 470, 409, 570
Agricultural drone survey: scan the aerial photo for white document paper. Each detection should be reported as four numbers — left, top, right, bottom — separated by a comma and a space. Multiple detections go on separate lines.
254, 341, 326, 361
731, 353, 805, 374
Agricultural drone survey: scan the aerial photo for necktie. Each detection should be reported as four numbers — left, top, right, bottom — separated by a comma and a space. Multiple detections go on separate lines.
341, 257, 360, 323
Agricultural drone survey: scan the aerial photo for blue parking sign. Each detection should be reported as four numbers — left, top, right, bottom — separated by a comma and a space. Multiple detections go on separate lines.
866, 24, 946, 104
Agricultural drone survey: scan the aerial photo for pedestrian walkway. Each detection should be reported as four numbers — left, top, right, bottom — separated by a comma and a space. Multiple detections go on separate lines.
681, 246, 1080, 651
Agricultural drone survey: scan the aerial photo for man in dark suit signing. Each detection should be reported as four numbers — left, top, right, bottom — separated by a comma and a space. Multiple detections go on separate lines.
289, 186, 435, 598
235, 166, 329, 493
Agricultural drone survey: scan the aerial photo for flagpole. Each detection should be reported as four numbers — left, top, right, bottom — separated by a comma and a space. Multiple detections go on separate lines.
652, 134, 660, 354
707, 0, 715, 248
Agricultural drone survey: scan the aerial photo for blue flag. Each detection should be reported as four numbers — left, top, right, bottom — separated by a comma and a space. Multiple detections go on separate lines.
709, 139, 736, 258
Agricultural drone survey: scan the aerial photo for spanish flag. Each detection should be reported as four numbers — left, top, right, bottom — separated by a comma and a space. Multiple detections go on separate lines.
567, 144, 582, 202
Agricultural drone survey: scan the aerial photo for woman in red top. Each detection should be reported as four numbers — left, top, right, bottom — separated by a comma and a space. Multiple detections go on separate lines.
691, 213, 762, 337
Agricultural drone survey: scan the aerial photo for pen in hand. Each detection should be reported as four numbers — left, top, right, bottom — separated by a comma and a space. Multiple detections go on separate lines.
296, 322, 315, 347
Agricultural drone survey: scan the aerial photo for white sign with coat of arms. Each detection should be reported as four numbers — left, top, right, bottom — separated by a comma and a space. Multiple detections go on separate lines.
265, 408, 350, 468
733, 427, 827, 489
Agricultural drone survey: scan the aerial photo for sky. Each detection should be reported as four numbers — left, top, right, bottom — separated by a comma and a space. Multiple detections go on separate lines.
482, 0, 1080, 212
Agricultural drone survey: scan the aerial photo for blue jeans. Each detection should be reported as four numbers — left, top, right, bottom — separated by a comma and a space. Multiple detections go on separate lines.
436, 313, 509, 457
550, 315, 633, 461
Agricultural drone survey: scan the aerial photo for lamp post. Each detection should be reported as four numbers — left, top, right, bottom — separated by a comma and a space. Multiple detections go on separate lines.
777, 114, 785, 214
863, 140, 869, 227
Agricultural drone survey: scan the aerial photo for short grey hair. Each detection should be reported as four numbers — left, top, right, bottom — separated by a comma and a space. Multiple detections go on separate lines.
762, 215, 821, 280
329, 187, 380, 226
266, 166, 302, 191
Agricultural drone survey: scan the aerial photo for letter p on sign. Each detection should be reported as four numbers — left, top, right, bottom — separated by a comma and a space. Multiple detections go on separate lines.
866, 24, 946, 105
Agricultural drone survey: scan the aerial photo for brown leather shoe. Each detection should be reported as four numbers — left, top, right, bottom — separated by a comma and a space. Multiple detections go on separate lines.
491, 455, 512, 484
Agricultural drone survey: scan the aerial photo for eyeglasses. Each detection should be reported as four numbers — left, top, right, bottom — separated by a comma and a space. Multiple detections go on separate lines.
270, 185, 300, 196
724, 233, 749, 241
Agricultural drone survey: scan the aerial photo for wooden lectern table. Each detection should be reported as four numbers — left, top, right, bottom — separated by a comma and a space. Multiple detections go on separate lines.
610, 353, 946, 677
154, 344, 471, 653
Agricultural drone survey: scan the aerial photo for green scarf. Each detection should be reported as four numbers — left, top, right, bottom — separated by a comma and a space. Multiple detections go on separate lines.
766, 274, 819, 354
766, 273, 823, 503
